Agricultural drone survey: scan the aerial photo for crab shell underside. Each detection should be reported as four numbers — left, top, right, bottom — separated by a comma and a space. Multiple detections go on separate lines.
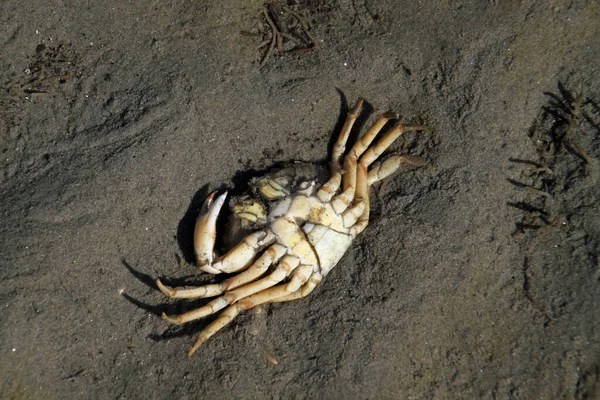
225, 163, 354, 277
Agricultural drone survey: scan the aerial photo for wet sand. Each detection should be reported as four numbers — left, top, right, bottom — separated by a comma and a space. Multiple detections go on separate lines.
1, 1, 599, 398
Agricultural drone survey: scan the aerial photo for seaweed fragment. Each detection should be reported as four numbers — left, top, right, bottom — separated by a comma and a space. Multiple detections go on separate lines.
259, 3, 318, 66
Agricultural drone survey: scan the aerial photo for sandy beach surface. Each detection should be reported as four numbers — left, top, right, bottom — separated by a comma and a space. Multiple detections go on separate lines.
1, 1, 599, 398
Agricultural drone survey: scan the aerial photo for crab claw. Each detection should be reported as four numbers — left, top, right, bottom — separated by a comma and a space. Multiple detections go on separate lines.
194, 191, 227, 271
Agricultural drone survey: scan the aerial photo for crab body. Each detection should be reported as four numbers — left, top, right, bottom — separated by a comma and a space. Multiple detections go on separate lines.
156, 99, 431, 356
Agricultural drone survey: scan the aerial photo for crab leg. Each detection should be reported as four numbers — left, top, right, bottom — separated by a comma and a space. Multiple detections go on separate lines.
186, 267, 314, 357
193, 192, 228, 273
161, 255, 301, 325
367, 155, 427, 185
350, 158, 371, 237
317, 98, 363, 203
351, 124, 431, 236
217, 243, 286, 288
331, 98, 363, 172
330, 111, 399, 214
269, 271, 322, 302
359, 124, 431, 167
156, 244, 288, 299
208, 229, 276, 274
341, 200, 365, 228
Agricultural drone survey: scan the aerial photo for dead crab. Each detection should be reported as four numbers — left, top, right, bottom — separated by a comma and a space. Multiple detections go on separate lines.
157, 99, 431, 356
